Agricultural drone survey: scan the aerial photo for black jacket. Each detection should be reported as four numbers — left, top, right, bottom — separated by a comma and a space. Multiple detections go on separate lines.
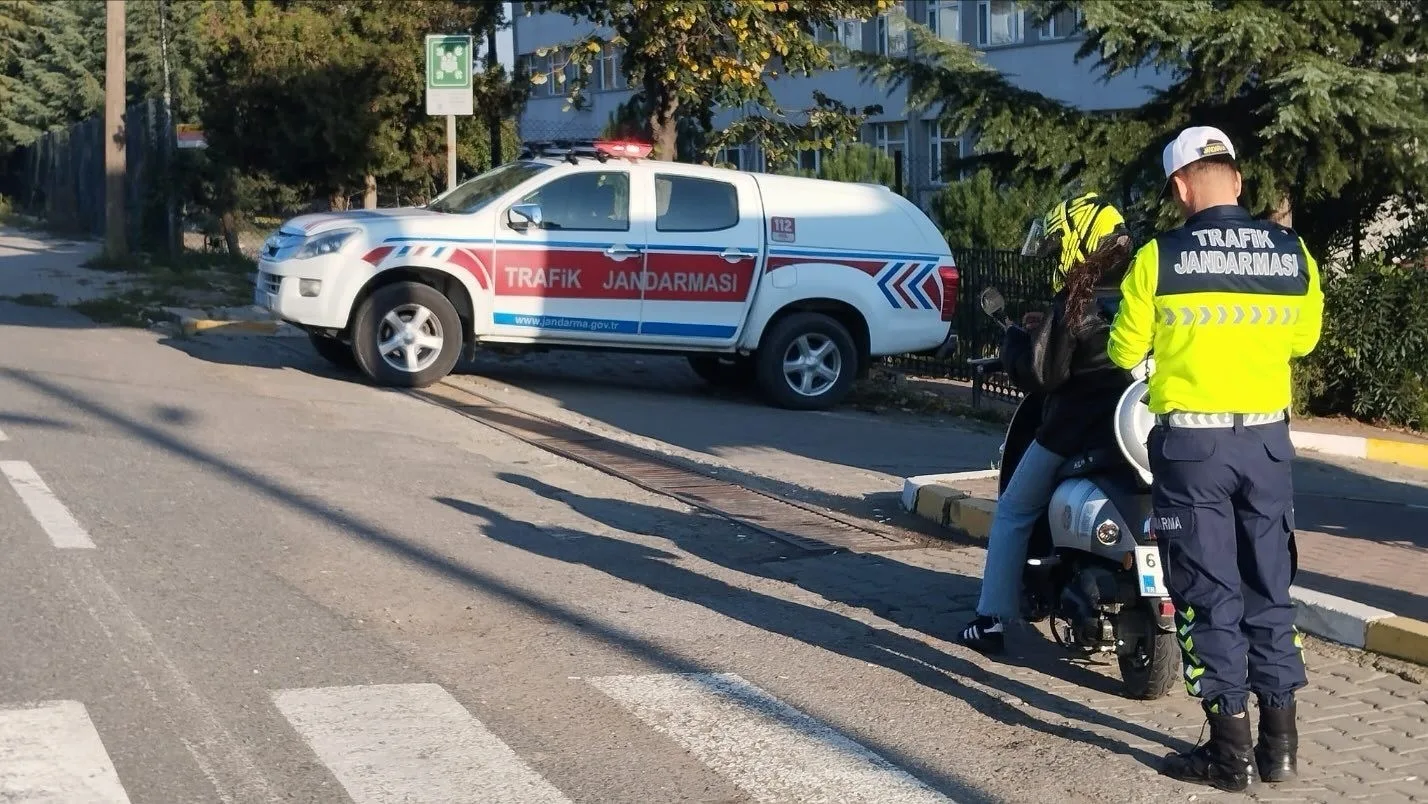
1001, 286, 1134, 458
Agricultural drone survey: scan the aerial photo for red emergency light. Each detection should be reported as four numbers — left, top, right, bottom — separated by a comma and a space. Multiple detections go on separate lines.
594, 140, 653, 160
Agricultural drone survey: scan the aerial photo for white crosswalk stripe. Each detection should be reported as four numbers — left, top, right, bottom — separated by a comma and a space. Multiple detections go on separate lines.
1, 460, 95, 549
0, 700, 132, 803
272, 683, 573, 804
588, 672, 954, 804
0, 677, 957, 802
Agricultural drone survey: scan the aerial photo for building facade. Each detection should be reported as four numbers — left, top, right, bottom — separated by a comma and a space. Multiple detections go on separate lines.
511, 1, 1171, 209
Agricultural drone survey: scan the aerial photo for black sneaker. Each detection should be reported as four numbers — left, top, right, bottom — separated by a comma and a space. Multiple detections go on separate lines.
956, 616, 1005, 654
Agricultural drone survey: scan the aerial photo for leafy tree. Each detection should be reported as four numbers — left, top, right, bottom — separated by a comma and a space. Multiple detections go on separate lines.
198, 0, 513, 213
0, 0, 104, 150
929, 168, 1062, 251
860, 0, 1428, 259
530, 0, 892, 160
709, 91, 882, 175
796, 142, 895, 188
599, 91, 708, 163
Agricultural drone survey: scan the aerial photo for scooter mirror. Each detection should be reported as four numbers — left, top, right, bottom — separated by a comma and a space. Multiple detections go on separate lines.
979, 287, 1006, 318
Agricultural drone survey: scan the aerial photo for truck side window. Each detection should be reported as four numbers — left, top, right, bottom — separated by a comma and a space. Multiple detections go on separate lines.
655, 175, 738, 233
518, 171, 630, 232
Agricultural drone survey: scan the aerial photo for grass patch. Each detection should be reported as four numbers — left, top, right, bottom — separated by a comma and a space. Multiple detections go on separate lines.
70, 288, 185, 328
0, 292, 60, 307
849, 367, 1013, 427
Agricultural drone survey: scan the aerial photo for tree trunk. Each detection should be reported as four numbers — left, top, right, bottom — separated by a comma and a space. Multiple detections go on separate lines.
219, 210, 242, 257
329, 191, 348, 212
1267, 192, 1293, 229
646, 81, 680, 161
363, 173, 377, 209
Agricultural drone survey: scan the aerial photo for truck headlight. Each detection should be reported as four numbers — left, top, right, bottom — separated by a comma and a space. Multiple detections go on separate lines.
294, 228, 359, 259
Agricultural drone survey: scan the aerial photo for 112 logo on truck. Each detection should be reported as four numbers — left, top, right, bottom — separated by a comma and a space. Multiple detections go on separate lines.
254, 140, 959, 410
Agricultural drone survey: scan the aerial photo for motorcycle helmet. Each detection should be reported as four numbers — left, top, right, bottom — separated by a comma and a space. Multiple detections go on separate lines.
1021, 192, 1129, 291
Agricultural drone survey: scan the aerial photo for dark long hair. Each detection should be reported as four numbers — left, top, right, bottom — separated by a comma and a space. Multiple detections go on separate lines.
1063, 233, 1134, 325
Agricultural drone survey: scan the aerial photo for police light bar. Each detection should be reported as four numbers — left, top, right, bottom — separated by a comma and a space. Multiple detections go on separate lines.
594, 140, 652, 159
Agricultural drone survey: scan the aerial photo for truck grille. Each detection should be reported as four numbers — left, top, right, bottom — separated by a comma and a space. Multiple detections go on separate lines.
258, 271, 283, 295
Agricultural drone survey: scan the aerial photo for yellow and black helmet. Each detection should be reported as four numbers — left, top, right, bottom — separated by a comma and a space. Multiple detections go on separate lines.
1020, 192, 1128, 290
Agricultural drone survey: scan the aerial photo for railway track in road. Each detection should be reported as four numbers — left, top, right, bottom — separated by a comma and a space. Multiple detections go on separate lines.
411, 380, 931, 556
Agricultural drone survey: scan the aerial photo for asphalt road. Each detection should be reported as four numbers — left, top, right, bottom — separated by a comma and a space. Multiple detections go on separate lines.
2, 299, 1426, 803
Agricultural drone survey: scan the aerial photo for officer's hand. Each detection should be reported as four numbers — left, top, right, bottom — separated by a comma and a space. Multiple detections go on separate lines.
1022, 312, 1045, 329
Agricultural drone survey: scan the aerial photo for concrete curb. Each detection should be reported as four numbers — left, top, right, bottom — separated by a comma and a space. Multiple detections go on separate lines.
901, 474, 1428, 667
179, 317, 304, 337
1291, 429, 1428, 471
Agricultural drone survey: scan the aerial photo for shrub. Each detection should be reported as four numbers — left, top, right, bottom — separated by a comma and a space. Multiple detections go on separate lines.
1293, 256, 1428, 430
928, 168, 1062, 251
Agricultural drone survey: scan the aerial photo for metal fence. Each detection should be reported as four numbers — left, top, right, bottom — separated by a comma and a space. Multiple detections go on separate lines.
881, 248, 1054, 403
7, 98, 177, 253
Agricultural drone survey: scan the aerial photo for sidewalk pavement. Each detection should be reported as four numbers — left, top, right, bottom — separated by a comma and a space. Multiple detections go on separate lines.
902, 460, 1428, 667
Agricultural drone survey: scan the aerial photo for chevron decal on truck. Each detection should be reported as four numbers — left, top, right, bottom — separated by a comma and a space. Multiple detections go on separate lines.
876, 261, 940, 311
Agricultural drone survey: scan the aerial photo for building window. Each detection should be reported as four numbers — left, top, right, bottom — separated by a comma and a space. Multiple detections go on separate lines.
977, 0, 1024, 47
877, 2, 908, 58
927, 0, 961, 44
797, 149, 821, 174
873, 121, 906, 154
816, 19, 861, 66
1039, 7, 1080, 40
927, 120, 965, 184
716, 145, 748, 171
597, 44, 625, 91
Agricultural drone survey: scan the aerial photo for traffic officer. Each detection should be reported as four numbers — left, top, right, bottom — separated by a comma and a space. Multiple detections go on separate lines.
1107, 126, 1325, 793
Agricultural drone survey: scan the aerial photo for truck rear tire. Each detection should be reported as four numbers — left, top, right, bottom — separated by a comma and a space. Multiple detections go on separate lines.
351, 281, 463, 388
755, 312, 858, 411
308, 333, 357, 371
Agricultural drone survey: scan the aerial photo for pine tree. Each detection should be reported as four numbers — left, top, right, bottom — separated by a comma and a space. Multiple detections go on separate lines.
862, 0, 1428, 258
0, 0, 104, 149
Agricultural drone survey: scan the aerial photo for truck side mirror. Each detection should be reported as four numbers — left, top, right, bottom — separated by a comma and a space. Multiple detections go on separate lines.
507, 203, 543, 230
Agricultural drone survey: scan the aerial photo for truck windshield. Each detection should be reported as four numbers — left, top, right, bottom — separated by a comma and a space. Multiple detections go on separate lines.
427, 161, 550, 214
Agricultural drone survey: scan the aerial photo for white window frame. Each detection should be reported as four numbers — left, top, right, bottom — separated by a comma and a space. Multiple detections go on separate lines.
817, 18, 862, 66
877, 2, 909, 58
597, 44, 625, 91
872, 121, 906, 155
976, 0, 1025, 47
927, 120, 966, 185
1039, 7, 1081, 40
927, 0, 962, 44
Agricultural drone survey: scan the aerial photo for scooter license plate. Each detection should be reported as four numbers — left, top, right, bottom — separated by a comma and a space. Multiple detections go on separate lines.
1133, 546, 1169, 597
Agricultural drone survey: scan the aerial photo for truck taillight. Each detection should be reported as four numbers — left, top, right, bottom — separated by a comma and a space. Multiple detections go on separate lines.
938, 265, 959, 322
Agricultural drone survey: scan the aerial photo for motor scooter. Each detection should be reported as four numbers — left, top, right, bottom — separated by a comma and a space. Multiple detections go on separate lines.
970, 287, 1179, 700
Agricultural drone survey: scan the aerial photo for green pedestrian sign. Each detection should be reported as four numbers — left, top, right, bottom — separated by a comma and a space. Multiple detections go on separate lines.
427, 35, 473, 90
425, 34, 474, 116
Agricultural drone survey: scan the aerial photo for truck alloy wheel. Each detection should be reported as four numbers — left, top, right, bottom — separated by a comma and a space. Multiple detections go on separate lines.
351, 281, 463, 388
755, 312, 857, 410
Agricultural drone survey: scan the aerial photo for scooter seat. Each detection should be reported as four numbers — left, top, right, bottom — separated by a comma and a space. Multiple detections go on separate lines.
1056, 447, 1124, 481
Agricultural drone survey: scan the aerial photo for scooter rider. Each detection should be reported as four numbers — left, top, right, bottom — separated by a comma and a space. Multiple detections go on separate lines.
1107, 127, 1325, 792
957, 192, 1136, 653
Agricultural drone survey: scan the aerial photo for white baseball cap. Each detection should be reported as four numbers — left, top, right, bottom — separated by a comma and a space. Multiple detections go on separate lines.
1162, 126, 1237, 179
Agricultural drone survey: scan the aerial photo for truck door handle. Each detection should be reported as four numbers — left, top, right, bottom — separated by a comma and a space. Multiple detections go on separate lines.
604, 244, 641, 260
720, 248, 753, 262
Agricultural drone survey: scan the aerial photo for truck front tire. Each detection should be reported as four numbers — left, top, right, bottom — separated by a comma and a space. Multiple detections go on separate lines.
755, 312, 858, 410
687, 355, 756, 389
351, 281, 463, 388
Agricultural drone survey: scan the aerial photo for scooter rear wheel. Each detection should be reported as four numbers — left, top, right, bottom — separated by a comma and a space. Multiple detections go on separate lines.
1119, 629, 1179, 700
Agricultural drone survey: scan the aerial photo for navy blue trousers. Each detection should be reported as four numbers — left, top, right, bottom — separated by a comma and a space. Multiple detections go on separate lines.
1148, 419, 1306, 715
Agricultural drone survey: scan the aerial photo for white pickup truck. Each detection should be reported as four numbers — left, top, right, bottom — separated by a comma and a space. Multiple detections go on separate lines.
254, 140, 959, 410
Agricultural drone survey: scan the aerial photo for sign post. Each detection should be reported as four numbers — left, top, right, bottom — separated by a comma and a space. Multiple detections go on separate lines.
425, 34, 474, 193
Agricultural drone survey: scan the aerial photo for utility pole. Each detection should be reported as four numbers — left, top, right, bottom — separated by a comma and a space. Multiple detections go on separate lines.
104, 0, 127, 257
486, 21, 501, 170
158, 0, 178, 256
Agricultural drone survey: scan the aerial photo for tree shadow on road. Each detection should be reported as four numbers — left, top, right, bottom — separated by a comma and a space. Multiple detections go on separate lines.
440, 474, 1204, 768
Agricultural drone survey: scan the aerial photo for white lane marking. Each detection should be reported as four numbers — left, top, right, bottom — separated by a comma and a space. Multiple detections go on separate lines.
588, 672, 953, 804
0, 700, 133, 803
273, 684, 572, 804
0, 426, 8, 441
1, 461, 95, 548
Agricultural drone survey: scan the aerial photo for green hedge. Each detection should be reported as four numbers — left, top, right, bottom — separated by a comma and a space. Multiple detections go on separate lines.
1293, 257, 1428, 431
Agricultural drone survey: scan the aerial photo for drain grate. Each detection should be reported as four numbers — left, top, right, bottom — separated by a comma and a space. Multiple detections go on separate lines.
413, 384, 912, 555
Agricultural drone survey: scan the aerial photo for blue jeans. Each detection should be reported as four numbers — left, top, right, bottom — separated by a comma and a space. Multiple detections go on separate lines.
977, 439, 1065, 619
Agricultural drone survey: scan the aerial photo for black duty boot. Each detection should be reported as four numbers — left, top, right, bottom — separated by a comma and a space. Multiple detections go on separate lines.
1162, 711, 1255, 792
1255, 703, 1298, 783
955, 616, 1005, 655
